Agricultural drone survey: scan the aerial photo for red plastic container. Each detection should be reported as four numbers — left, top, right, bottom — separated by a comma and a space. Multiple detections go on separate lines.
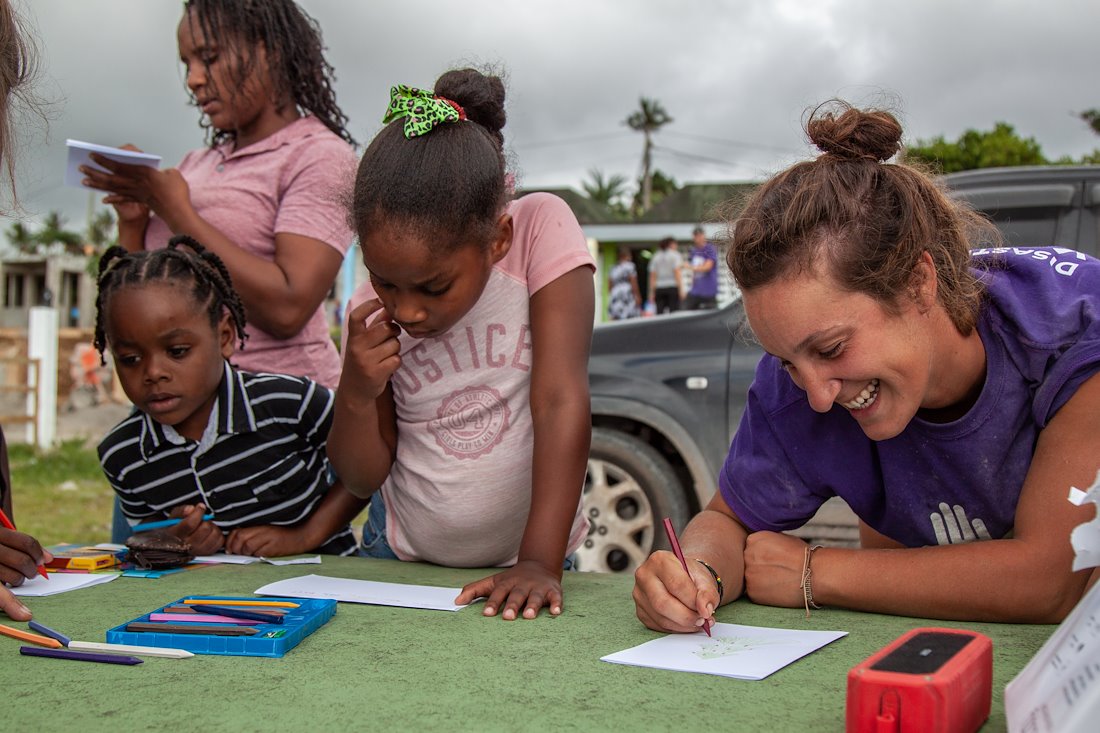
846, 627, 992, 733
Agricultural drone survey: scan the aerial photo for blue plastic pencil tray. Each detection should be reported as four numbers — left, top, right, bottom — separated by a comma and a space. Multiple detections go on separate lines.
106, 595, 337, 658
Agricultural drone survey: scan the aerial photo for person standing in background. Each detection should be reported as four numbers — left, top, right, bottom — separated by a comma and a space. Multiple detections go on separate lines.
608, 246, 642, 320
648, 236, 683, 314
683, 225, 719, 310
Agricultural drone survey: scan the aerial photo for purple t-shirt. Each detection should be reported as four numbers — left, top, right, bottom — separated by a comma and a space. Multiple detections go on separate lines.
720, 247, 1100, 547
688, 242, 719, 298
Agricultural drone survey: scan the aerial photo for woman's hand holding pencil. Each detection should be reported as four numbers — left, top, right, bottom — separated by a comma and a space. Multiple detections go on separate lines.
631, 519, 722, 635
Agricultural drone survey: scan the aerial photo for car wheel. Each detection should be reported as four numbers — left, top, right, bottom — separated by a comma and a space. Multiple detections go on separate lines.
576, 427, 690, 573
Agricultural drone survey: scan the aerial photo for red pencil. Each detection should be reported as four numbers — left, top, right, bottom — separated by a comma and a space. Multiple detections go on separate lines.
0, 506, 49, 580
662, 517, 711, 637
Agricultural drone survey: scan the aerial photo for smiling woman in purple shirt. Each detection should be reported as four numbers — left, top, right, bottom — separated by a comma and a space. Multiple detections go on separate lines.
633, 101, 1100, 627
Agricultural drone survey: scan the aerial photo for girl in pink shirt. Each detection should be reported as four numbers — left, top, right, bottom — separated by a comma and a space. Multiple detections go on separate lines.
80, 0, 357, 389
329, 69, 596, 622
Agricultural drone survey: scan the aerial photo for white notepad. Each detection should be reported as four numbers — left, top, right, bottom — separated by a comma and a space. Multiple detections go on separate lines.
65, 139, 161, 187
11, 571, 120, 597
601, 622, 847, 680
255, 574, 468, 611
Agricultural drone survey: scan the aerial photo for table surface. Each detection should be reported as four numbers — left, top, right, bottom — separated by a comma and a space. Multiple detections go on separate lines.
3, 557, 1052, 732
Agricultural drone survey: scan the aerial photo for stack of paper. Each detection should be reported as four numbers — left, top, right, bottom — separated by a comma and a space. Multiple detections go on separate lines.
64, 139, 161, 187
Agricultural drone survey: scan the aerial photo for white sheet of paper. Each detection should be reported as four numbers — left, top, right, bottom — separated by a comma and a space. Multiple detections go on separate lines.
601, 622, 848, 680
254, 573, 467, 611
261, 555, 321, 566
64, 139, 161, 187
11, 571, 120, 597
191, 553, 262, 565
1068, 469, 1100, 571
1005, 580, 1100, 732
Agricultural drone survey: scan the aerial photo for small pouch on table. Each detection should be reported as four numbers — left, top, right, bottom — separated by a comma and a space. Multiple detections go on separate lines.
125, 530, 194, 569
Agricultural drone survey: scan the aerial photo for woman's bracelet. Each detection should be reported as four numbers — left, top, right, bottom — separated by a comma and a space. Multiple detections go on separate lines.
800, 545, 824, 618
695, 559, 724, 604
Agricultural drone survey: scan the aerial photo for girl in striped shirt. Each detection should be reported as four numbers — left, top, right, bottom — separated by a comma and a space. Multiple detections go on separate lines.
95, 235, 365, 557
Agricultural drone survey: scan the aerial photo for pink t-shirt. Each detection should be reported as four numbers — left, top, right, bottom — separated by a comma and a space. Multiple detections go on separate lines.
144, 116, 357, 388
347, 192, 595, 567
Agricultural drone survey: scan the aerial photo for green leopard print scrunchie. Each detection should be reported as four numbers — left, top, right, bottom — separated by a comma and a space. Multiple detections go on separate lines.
382, 84, 465, 139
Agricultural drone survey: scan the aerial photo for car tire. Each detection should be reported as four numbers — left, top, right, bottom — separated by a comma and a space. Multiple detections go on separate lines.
576, 427, 691, 573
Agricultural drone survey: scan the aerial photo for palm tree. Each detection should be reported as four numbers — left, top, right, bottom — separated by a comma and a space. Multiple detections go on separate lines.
582, 168, 629, 216
630, 169, 679, 218
5, 220, 35, 253
35, 210, 83, 255
625, 97, 673, 214
1081, 109, 1100, 136
86, 208, 116, 251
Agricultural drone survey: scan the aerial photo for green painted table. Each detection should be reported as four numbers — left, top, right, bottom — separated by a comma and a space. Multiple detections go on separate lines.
4, 557, 1051, 732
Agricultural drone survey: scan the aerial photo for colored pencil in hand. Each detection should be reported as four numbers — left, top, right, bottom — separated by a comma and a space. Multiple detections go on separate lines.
662, 517, 712, 637
0, 507, 49, 580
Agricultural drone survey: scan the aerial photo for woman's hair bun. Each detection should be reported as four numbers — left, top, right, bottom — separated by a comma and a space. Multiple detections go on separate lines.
806, 101, 902, 163
434, 68, 506, 137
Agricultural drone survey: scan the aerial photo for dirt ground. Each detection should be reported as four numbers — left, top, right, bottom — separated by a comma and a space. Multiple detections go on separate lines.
4, 398, 133, 447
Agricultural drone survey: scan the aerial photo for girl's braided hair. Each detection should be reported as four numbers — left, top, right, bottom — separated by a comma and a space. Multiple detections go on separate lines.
93, 234, 248, 363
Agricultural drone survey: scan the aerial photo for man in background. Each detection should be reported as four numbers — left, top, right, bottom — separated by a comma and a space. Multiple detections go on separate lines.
683, 225, 718, 310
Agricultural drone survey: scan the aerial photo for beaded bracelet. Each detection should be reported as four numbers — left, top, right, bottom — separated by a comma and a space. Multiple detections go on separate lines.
799, 545, 824, 618
695, 559, 724, 604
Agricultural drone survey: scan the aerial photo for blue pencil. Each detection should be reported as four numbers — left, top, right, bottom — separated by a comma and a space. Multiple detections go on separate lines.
28, 620, 71, 647
191, 604, 285, 624
131, 513, 214, 532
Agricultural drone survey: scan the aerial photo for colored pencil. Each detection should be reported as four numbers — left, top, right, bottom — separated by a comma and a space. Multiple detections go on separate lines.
21, 646, 142, 665
181, 599, 299, 608
131, 513, 214, 532
0, 622, 63, 648
148, 612, 261, 625
126, 622, 258, 636
68, 640, 193, 659
662, 517, 712, 637
28, 620, 71, 647
191, 604, 285, 624
165, 604, 286, 616
0, 507, 49, 579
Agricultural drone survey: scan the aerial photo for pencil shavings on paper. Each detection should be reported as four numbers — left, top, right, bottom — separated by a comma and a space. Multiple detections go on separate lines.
1068, 468, 1100, 572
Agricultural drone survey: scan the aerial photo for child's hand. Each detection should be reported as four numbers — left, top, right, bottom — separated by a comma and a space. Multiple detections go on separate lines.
0, 528, 51, 621
339, 298, 401, 403
168, 503, 224, 556
224, 525, 309, 558
0, 585, 32, 621
0, 527, 49, 587
81, 153, 193, 225
455, 560, 564, 620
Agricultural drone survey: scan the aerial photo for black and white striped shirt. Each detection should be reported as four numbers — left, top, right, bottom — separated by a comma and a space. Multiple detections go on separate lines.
98, 363, 357, 556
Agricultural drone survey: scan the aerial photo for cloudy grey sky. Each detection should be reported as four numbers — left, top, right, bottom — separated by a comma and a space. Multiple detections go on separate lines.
9, 0, 1100, 233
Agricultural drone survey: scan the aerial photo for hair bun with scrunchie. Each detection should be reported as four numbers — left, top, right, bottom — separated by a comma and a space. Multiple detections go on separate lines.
806, 101, 902, 163
434, 68, 506, 143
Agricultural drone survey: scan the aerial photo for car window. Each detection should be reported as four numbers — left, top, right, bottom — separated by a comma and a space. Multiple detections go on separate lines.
978, 205, 1062, 248
950, 183, 1075, 249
